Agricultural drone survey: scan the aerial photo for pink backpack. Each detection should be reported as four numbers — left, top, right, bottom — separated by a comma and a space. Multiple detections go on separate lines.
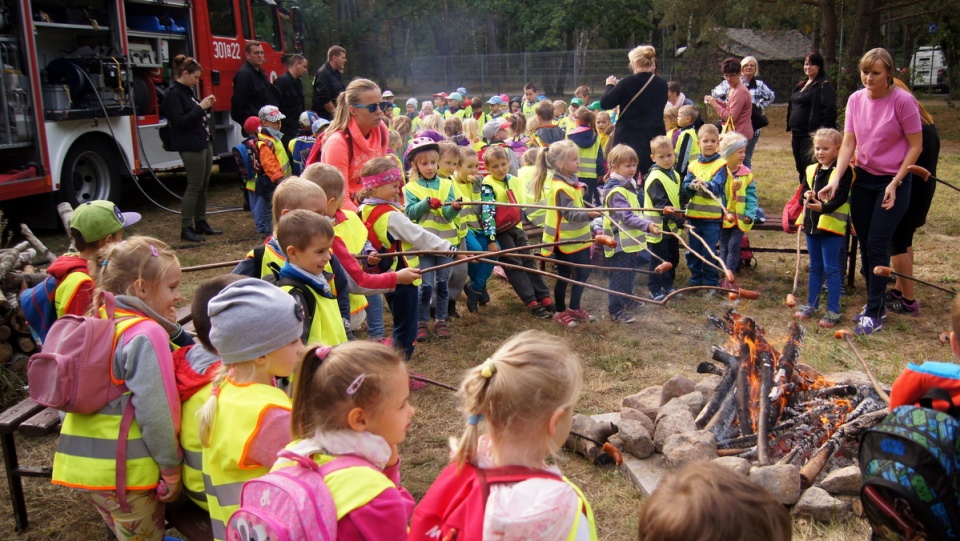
28, 292, 154, 414
227, 450, 373, 541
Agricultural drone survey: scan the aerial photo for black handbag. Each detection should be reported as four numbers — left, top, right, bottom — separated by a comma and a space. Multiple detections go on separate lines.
751, 103, 769, 130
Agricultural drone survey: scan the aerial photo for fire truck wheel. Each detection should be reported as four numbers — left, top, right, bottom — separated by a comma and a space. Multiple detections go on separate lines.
58, 138, 121, 206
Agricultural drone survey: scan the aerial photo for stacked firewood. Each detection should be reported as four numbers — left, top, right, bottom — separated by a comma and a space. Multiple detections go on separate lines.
0, 210, 66, 380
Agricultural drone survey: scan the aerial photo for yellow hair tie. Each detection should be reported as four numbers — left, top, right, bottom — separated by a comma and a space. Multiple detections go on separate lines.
480, 359, 496, 379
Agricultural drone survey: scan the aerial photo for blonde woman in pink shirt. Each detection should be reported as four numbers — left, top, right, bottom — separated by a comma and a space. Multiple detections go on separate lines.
818, 48, 922, 336
705, 58, 753, 145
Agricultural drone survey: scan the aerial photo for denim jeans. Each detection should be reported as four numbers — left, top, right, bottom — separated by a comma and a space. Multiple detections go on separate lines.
685, 219, 721, 286
744, 130, 760, 169
418, 254, 452, 322
806, 233, 845, 313
464, 229, 496, 292
365, 293, 384, 339
248, 190, 273, 235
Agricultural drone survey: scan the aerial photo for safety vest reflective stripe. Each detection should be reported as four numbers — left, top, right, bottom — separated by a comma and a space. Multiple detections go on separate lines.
685, 159, 726, 219
576, 138, 601, 180
452, 181, 481, 232
481, 175, 523, 230
722, 170, 754, 232
334, 211, 371, 314
403, 179, 459, 240
564, 478, 599, 541
516, 168, 547, 228
541, 180, 592, 256
643, 169, 682, 244
602, 187, 646, 256
203, 381, 291, 541
54, 271, 93, 318
180, 381, 211, 509
361, 205, 422, 286
280, 283, 348, 346
52, 318, 162, 492
802, 164, 851, 235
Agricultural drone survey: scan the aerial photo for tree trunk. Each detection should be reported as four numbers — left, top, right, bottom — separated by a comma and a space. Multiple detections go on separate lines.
841, 0, 875, 98
485, 13, 499, 55
820, 0, 837, 65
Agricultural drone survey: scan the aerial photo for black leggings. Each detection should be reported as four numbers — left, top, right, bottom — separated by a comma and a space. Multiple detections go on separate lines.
554, 249, 591, 312
791, 131, 812, 184
849, 168, 911, 318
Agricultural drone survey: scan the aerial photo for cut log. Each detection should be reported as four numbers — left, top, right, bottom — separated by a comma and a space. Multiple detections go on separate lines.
57, 202, 77, 252
17, 337, 36, 354
0, 341, 13, 364
0, 325, 11, 341
0, 241, 30, 277
20, 223, 58, 264
9, 311, 29, 335
3, 272, 49, 291
695, 347, 739, 429
16, 247, 37, 269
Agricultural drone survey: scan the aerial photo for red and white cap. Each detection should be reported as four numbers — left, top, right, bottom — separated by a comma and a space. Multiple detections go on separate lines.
258, 105, 285, 122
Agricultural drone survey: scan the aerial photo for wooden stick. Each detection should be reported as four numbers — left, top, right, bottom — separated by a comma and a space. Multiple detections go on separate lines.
449, 200, 671, 214
57, 202, 76, 252
20, 224, 57, 264
834, 330, 891, 404
589, 204, 667, 264
511, 252, 664, 275
873, 266, 955, 295
181, 260, 243, 273
908, 164, 960, 193
662, 229, 723, 274
684, 223, 733, 281
419, 238, 613, 274
787, 222, 803, 307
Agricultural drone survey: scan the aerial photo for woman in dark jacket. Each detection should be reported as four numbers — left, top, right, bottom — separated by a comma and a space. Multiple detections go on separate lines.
600, 45, 668, 174
786, 51, 838, 184
163, 55, 219, 242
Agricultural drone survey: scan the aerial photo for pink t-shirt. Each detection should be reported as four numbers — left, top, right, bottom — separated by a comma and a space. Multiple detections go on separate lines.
844, 87, 921, 176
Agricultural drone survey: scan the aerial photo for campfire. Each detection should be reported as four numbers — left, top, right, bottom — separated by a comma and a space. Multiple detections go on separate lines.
696, 310, 888, 486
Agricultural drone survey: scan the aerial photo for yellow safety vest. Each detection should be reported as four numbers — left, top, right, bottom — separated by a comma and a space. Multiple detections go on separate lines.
674, 128, 700, 170
403, 178, 459, 242
256, 132, 291, 186
272, 445, 396, 520
203, 379, 291, 541
521, 101, 537, 118
516, 166, 548, 228
279, 281, 348, 346
481, 174, 524, 231
685, 159, 726, 220
643, 168, 682, 244
52, 317, 164, 493
602, 186, 646, 256
334, 210, 371, 314
576, 137, 602, 181
180, 381, 212, 510
541, 179, 592, 255
452, 179, 481, 238
54, 271, 93, 318
242, 240, 287, 280
799, 164, 852, 235
361, 204, 422, 286
565, 478, 600, 541
722, 168, 755, 232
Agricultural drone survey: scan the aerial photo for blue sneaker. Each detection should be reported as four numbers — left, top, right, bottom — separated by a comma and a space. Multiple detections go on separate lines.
853, 315, 883, 336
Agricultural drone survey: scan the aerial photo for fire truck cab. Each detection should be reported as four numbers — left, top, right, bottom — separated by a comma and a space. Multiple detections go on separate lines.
0, 0, 301, 207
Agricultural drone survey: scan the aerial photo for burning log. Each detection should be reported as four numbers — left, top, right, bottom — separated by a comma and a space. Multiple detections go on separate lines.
695, 347, 739, 429
799, 409, 889, 488
697, 361, 724, 376
757, 351, 773, 465
735, 342, 753, 437
705, 392, 738, 438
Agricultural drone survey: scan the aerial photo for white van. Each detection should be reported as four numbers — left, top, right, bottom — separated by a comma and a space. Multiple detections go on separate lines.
910, 46, 948, 92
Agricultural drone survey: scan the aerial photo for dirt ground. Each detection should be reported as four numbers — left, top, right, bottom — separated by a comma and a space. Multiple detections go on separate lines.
1, 99, 958, 540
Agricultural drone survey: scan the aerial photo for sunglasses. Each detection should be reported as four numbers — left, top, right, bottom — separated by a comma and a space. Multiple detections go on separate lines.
351, 102, 391, 113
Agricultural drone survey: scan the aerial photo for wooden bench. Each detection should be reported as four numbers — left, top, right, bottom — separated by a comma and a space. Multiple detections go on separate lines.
0, 397, 61, 532
750, 213, 859, 288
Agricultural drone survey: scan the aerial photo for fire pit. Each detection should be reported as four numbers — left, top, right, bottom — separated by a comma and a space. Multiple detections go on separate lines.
608, 311, 890, 520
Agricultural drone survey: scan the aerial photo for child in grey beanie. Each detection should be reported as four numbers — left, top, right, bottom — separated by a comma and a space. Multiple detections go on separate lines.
207, 278, 305, 364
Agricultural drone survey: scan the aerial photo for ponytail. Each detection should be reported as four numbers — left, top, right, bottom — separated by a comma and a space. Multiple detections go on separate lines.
197, 361, 260, 447
531, 148, 551, 201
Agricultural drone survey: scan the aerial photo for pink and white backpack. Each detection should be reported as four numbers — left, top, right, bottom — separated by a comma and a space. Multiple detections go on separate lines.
226, 450, 372, 541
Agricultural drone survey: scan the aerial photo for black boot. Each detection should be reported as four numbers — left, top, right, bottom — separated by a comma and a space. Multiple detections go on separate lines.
466, 286, 481, 313
448, 299, 460, 319
195, 220, 223, 235
181, 227, 205, 243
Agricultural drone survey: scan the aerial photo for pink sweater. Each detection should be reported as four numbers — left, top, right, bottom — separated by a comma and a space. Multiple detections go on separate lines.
317, 119, 389, 210
844, 87, 921, 176
712, 83, 753, 140
336, 461, 415, 540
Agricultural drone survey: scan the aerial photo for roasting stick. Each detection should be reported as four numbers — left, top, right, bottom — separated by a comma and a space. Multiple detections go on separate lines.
873, 266, 956, 295
447, 200, 674, 214
683, 223, 736, 283
908, 164, 960, 194
660, 228, 726, 278
787, 193, 812, 307
585, 202, 674, 272
833, 330, 891, 404
407, 373, 624, 466
419, 236, 618, 274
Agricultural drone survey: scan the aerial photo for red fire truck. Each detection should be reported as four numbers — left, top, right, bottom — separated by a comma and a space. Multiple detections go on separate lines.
0, 0, 302, 207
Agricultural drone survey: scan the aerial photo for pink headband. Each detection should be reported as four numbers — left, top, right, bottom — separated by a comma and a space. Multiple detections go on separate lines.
361, 168, 403, 190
